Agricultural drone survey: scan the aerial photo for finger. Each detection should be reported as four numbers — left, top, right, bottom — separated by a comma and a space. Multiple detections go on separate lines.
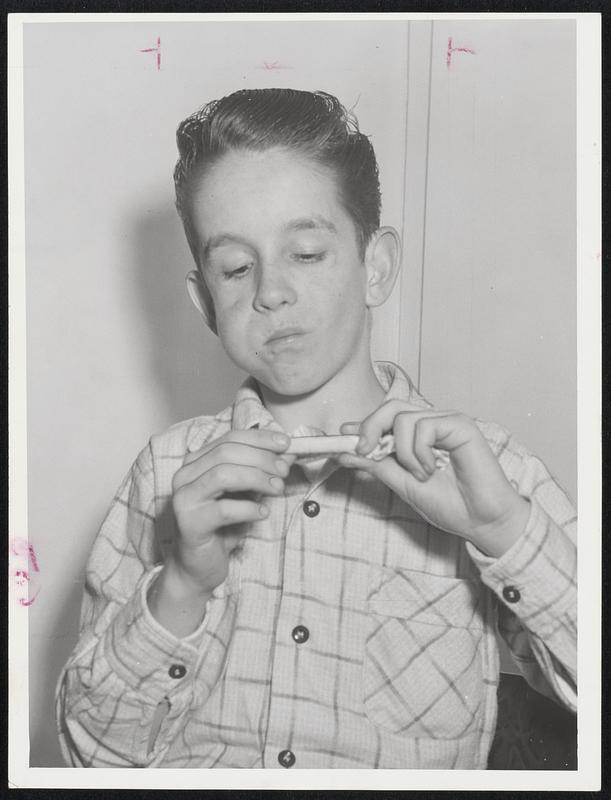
178, 442, 290, 489
211, 497, 271, 530
413, 414, 494, 479
178, 464, 285, 505
393, 412, 433, 481
413, 417, 442, 474
281, 453, 298, 468
357, 400, 425, 455
183, 429, 290, 466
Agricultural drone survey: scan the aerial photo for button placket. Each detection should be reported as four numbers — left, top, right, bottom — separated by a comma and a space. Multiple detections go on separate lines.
265, 481, 328, 771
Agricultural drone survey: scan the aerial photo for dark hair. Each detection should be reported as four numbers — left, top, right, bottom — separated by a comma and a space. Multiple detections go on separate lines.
174, 88, 381, 266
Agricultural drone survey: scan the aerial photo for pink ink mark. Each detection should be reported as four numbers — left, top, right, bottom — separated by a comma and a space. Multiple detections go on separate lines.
18, 593, 39, 608
257, 60, 292, 71
13, 569, 29, 587
140, 36, 161, 71
446, 37, 477, 69
9, 538, 41, 606
10, 537, 39, 572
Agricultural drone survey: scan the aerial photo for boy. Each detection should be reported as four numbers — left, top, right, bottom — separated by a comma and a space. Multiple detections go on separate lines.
56, 89, 576, 769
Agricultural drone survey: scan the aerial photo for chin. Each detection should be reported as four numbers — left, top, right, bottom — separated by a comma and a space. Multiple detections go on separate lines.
256, 364, 328, 399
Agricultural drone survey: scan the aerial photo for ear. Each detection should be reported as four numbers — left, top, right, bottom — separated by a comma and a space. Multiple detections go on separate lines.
186, 270, 217, 335
364, 227, 402, 308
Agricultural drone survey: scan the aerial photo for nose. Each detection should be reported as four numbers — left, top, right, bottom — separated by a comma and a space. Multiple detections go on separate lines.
253, 262, 297, 312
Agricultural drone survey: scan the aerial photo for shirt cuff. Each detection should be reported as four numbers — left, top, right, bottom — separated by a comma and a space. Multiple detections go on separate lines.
102, 566, 212, 704
466, 499, 577, 624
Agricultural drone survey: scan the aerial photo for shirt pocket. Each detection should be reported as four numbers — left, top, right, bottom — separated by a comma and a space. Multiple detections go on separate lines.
363, 566, 485, 740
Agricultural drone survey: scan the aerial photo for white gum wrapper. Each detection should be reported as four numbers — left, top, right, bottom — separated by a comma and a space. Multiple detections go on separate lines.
286, 434, 450, 468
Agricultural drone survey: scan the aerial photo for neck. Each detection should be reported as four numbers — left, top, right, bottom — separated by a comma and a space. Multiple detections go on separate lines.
258, 354, 387, 435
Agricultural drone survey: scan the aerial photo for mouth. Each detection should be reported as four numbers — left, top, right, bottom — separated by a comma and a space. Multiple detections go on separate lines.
265, 327, 308, 346
265, 328, 306, 344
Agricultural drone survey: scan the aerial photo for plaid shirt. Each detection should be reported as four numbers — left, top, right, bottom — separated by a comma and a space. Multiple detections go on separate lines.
56, 362, 577, 769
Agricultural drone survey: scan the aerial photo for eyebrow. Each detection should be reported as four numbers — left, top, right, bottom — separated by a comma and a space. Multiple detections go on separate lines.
202, 234, 248, 260
202, 216, 337, 261
283, 216, 338, 235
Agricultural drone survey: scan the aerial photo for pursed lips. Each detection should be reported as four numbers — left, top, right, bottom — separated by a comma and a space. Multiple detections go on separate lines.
264, 327, 308, 345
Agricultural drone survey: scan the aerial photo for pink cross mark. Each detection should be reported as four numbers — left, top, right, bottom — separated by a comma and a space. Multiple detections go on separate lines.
258, 60, 291, 71
140, 36, 161, 71
446, 37, 476, 69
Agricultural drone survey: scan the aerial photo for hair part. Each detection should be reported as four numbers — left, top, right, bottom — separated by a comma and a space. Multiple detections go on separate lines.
174, 88, 382, 270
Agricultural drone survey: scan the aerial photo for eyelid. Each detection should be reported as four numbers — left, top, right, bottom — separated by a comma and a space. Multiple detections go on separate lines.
222, 261, 254, 279
292, 251, 327, 262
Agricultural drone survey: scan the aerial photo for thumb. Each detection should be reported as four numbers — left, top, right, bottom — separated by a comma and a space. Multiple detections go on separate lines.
339, 421, 362, 435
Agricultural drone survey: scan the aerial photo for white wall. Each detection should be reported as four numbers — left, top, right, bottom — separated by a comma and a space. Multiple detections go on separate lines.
23, 19, 575, 767
417, 20, 576, 500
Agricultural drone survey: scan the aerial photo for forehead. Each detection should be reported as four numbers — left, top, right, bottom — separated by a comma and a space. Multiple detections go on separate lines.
190, 148, 347, 231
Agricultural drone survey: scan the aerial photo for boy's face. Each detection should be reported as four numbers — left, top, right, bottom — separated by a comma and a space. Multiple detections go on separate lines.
190, 148, 373, 397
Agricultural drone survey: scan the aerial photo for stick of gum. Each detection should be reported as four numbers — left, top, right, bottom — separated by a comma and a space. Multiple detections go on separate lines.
286, 434, 450, 468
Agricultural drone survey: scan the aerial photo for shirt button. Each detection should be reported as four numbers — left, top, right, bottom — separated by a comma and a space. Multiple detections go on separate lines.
502, 585, 521, 603
278, 749, 296, 768
168, 664, 187, 679
303, 500, 320, 517
291, 624, 309, 644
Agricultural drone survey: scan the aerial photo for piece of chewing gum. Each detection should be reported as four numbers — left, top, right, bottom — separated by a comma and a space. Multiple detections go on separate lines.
286, 434, 450, 468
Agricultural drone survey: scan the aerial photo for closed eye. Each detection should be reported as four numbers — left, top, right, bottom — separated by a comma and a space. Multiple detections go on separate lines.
223, 263, 253, 279
292, 252, 327, 263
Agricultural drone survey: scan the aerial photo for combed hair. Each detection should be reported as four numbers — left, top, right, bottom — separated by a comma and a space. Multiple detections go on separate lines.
174, 88, 381, 265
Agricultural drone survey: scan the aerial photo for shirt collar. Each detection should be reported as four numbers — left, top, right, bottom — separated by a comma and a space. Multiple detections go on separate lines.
187, 362, 430, 479
230, 360, 431, 435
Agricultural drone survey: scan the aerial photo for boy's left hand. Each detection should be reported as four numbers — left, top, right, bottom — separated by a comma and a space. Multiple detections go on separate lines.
338, 401, 531, 558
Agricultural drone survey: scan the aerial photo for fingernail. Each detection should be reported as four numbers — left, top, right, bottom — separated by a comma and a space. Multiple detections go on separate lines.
273, 433, 289, 446
259, 504, 270, 517
269, 476, 284, 491
275, 458, 289, 475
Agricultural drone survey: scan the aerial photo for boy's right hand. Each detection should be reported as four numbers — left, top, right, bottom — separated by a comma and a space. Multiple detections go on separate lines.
148, 429, 291, 636
168, 429, 291, 593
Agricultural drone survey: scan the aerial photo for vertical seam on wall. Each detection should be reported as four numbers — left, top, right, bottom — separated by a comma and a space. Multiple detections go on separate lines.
417, 21, 435, 391
398, 20, 411, 368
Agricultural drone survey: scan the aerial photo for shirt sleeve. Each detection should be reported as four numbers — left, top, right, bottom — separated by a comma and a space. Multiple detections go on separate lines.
467, 424, 577, 712
55, 443, 237, 767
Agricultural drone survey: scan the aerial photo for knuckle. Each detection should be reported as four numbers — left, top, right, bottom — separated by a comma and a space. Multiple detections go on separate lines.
380, 399, 401, 416
214, 462, 233, 485
211, 441, 229, 460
